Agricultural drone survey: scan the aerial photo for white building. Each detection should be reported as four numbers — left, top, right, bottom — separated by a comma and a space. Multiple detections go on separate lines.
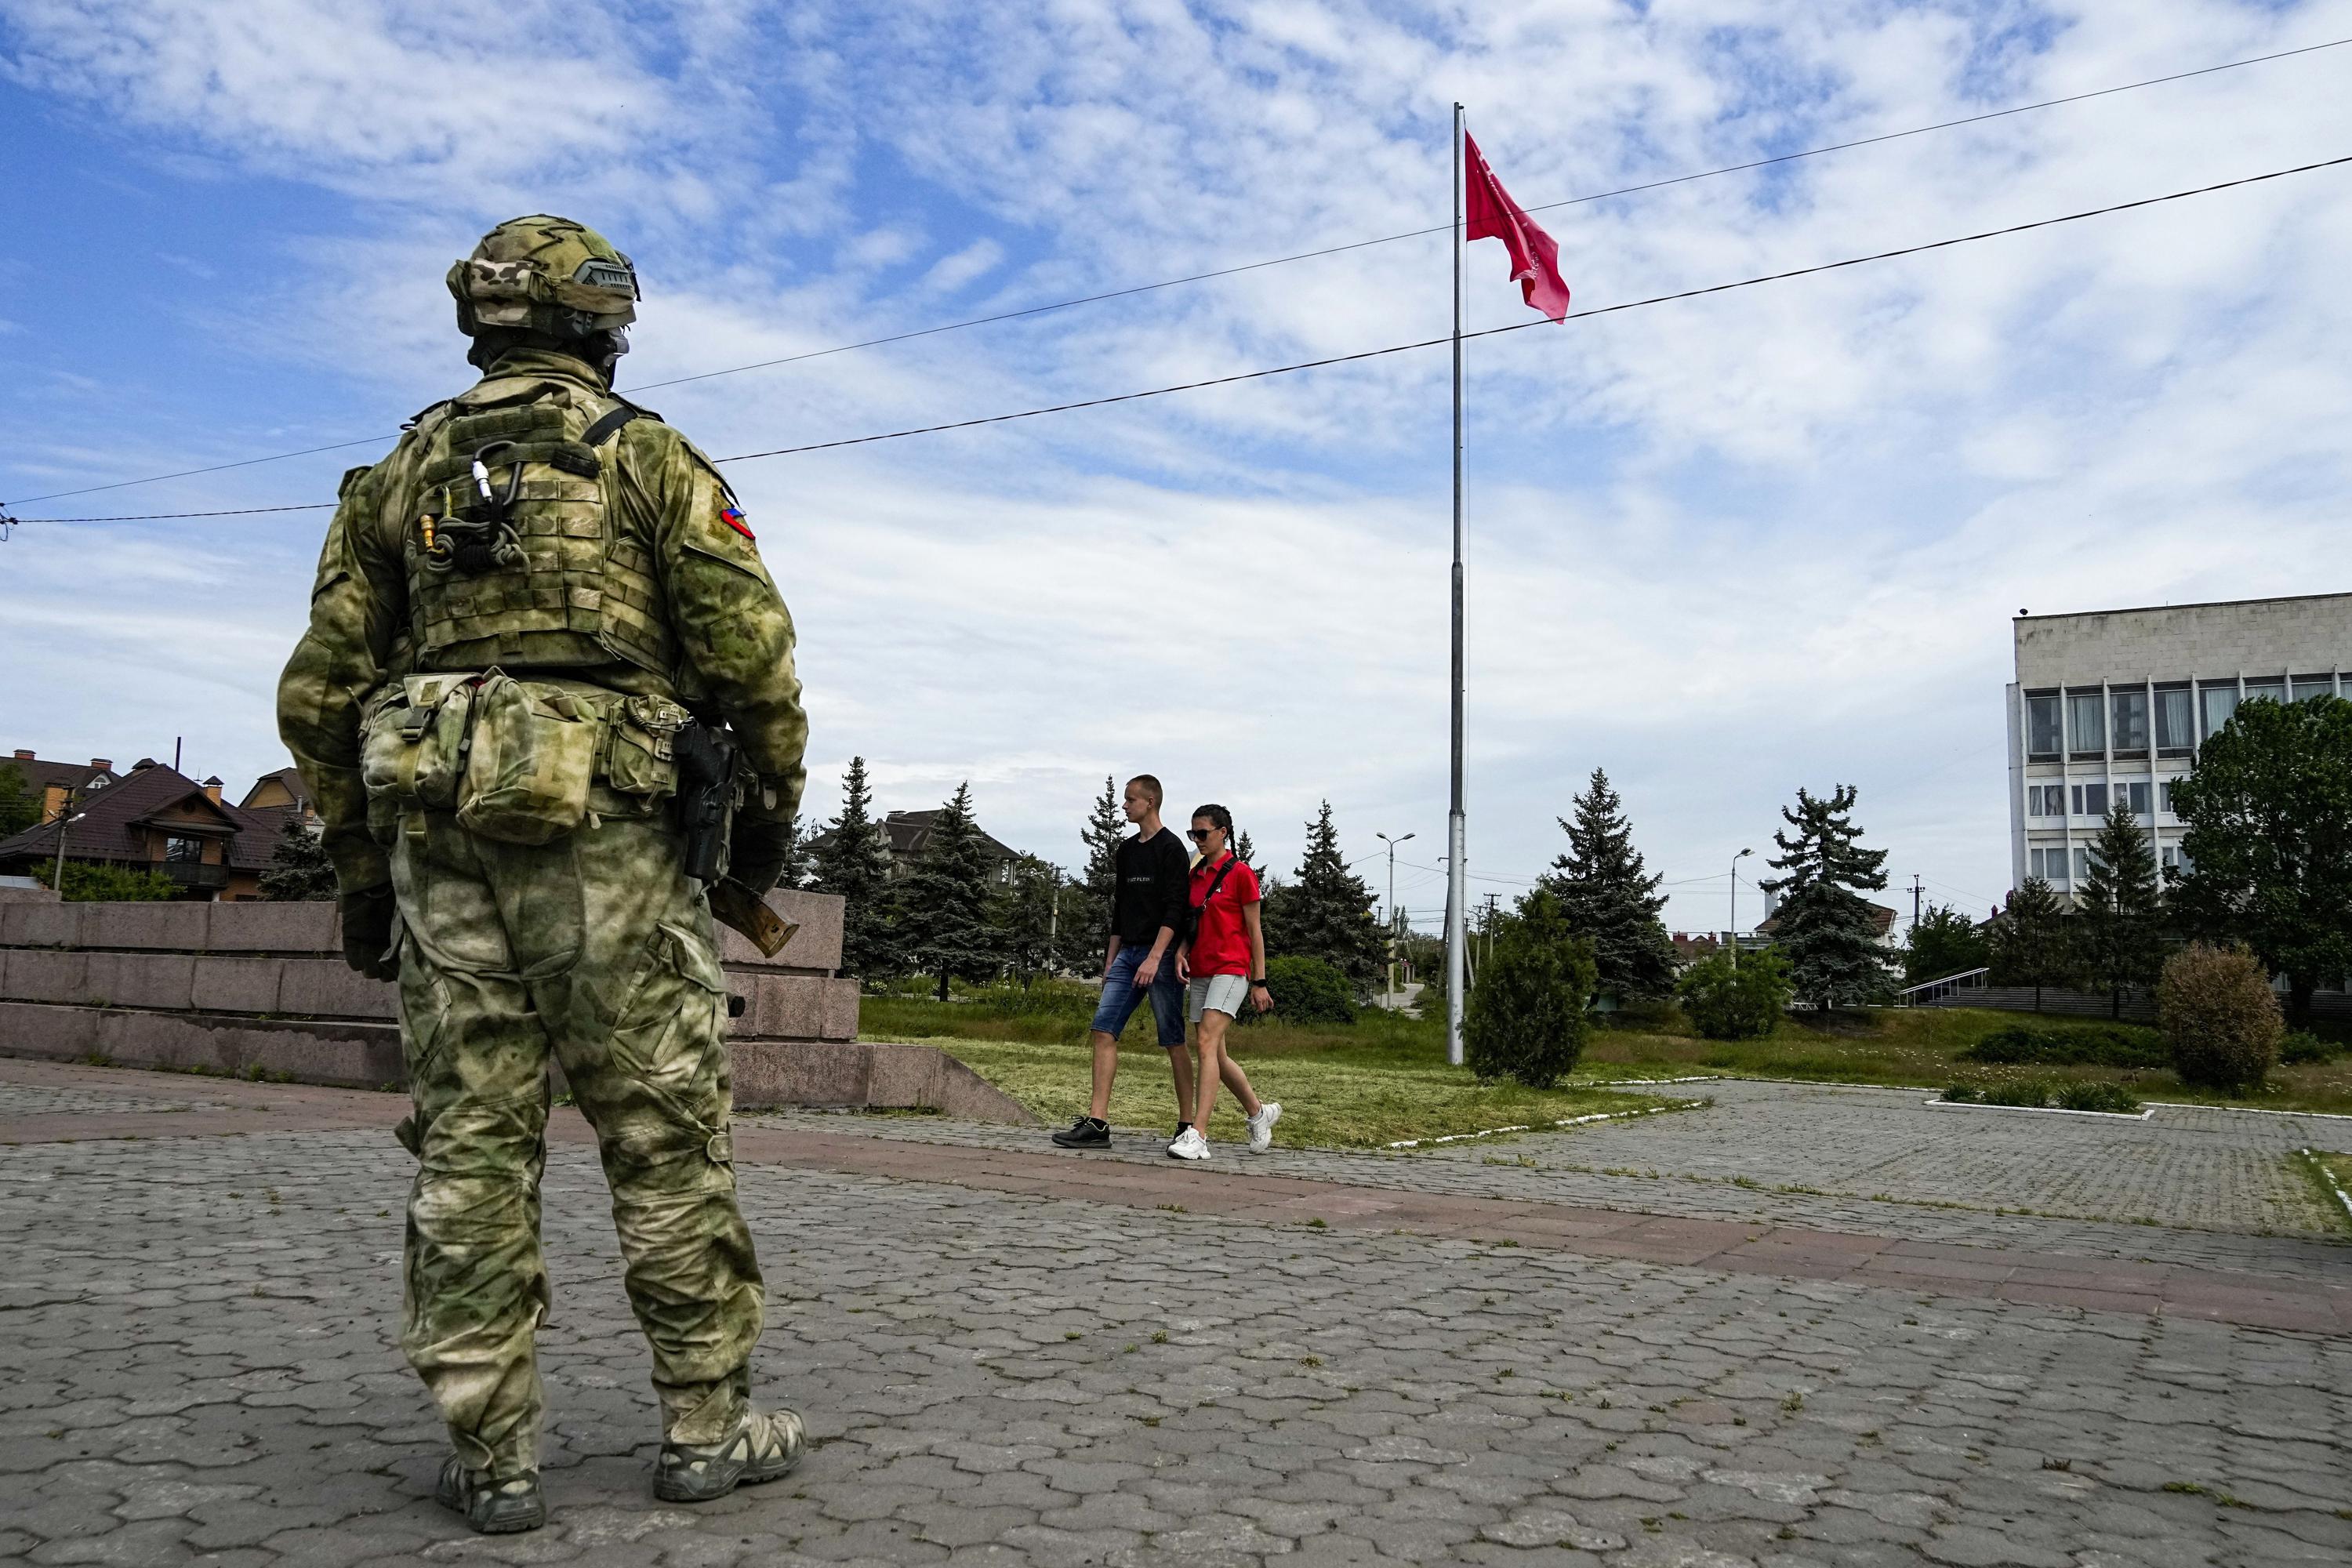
2006, 592, 2352, 900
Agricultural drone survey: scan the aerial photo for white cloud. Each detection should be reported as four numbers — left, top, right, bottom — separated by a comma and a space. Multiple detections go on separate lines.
5, 0, 2352, 931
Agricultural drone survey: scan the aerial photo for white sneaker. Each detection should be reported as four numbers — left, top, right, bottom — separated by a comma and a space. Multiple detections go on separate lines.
1167, 1127, 1210, 1161
1246, 1102, 1282, 1154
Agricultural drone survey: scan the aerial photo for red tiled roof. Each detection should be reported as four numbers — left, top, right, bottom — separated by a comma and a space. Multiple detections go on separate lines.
0, 761, 253, 869
3, 750, 120, 798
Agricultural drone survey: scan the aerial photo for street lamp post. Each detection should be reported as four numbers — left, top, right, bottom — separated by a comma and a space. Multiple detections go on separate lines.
51, 791, 86, 895
1729, 848, 1752, 967
1376, 831, 1415, 1010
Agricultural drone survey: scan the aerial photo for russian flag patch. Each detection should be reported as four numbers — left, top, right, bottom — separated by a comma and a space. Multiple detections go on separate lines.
719, 506, 754, 541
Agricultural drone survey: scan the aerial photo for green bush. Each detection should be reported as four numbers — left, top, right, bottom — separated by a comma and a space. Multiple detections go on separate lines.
1258, 955, 1356, 1026
1940, 1083, 1981, 1103
2158, 944, 2282, 1094
35, 863, 179, 902
1962, 1023, 2167, 1069
1463, 891, 1594, 1088
2053, 1080, 2142, 1114
1675, 948, 1792, 1040
2279, 1030, 2338, 1065
1982, 1077, 2056, 1108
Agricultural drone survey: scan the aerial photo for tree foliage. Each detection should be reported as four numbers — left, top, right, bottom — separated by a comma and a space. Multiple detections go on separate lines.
1256, 955, 1356, 1025
1260, 800, 1385, 993
1676, 946, 1791, 1040
2158, 943, 2282, 1094
1067, 775, 1126, 966
1987, 877, 2074, 1007
1903, 902, 1990, 985
1464, 889, 1594, 1088
2074, 801, 2166, 1014
1758, 784, 1892, 1010
991, 853, 1070, 982
893, 782, 1004, 1001
811, 756, 895, 981
1538, 768, 1679, 1003
0, 764, 40, 839
2169, 694, 2352, 1021
258, 815, 338, 901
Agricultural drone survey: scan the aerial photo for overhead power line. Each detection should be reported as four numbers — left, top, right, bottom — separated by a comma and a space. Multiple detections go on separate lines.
9, 34, 2344, 511
13, 150, 2350, 525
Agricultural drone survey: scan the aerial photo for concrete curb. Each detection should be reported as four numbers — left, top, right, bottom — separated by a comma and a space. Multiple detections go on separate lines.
1925, 1094, 2154, 1121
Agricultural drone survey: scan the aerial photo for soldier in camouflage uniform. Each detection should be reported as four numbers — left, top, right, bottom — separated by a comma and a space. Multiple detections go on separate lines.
278, 216, 808, 1534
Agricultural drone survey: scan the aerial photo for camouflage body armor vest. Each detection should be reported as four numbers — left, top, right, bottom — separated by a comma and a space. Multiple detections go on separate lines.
401, 381, 673, 686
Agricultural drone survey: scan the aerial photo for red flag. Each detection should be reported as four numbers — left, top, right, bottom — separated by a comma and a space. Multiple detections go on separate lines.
1465, 132, 1570, 322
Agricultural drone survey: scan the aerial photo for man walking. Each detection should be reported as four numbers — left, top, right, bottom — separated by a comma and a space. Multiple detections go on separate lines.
278, 216, 806, 1534
1051, 775, 1192, 1148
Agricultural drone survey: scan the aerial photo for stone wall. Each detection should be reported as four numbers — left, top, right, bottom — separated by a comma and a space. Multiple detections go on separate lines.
0, 891, 1029, 1123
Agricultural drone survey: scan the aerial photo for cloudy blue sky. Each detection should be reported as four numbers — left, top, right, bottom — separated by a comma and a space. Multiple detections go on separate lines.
4, 1, 2350, 935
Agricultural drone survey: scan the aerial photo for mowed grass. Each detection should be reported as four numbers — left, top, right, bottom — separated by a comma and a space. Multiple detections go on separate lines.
861, 998, 1668, 1149
2302, 1151, 2352, 1233
1583, 1004, 2352, 1116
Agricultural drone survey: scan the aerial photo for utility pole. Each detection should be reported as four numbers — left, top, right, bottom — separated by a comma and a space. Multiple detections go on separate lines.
1729, 848, 1752, 967
50, 787, 82, 895
1376, 831, 1417, 1011
1911, 873, 1923, 932
1483, 893, 1501, 968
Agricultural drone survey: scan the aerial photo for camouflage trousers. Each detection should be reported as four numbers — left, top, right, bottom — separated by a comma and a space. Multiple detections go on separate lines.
388, 809, 763, 1477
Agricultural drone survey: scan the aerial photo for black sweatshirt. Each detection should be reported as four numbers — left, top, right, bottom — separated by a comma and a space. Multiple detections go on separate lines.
1110, 827, 1190, 947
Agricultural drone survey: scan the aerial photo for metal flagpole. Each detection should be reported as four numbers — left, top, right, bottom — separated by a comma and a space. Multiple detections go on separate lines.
1445, 101, 1468, 1067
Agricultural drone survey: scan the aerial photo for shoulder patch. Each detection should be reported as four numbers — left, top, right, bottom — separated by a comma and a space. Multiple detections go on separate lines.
718, 505, 754, 540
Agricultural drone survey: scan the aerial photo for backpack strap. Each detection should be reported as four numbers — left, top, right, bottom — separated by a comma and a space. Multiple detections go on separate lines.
582, 404, 645, 448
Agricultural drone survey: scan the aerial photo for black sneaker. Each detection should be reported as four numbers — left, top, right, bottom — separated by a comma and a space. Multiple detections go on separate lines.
1051, 1116, 1110, 1149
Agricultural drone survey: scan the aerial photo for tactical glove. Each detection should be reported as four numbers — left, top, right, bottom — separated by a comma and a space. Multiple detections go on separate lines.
339, 884, 401, 981
727, 815, 796, 898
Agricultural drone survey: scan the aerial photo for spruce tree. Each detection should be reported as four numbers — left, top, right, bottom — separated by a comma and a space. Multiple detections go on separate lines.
1069, 775, 1126, 964
992, 853, 1064, 982
770, 812, 809, 891
1260, 800, 1385, 993
258, 815, 338, 901
2075, 801, 2165, 1017
1538, 768, 1679, 1002
1757, 783, 1893, 1011
1233, 828, 1258, 871
895, 782, 1004, 1001
1989, 877, 2073, 1011
811, 757, 894, 981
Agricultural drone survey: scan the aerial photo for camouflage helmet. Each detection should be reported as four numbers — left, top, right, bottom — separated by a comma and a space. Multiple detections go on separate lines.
447, 215, 640, 342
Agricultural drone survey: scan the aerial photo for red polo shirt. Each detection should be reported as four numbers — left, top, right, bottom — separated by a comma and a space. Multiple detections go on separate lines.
1187, 853, 1261, 978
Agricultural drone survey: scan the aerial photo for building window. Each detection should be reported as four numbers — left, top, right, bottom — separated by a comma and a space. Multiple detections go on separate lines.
2111, 689, 2148, 753
2031, 847, 2069, 885
2154, 686, 2194, 753
2122, 781, 2151, 815
2201, 684, 2239, 739
2025, 692, 2061, 758
2027, 784, 2065, 817
2161, 844, 2190, 876
2071, 782, 2107, 817
2066, 690, 2105, 754
2243, 677, 2286, 708
2074, 848, 2094, 884
164, 835, 203, 863
2292, 674, 2337, 702
2161, 780, 2180, 815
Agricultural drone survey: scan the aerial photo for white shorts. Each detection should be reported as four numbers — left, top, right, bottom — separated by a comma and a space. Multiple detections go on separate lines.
1188, 974, 1250, 1022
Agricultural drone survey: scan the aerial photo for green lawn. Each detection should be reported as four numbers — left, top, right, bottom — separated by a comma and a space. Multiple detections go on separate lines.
2296, 1151, 2352, 1233
1581, 1004, 2352, 1116
861, 989, 2352, 1133
861, 998, 1669, 1149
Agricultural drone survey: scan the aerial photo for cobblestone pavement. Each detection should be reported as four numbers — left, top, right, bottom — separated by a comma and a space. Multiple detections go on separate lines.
6, 1120, 2350, 1568
747, 1079, 2352, 1283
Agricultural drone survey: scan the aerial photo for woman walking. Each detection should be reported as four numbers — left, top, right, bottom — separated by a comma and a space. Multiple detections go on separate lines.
1168, 805, 1279, 1161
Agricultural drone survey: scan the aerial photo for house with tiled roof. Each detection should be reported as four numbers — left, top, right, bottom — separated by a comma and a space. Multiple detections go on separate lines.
0, 758, 291, 902
805, 807, 1021, 887
4, 749, 122, 826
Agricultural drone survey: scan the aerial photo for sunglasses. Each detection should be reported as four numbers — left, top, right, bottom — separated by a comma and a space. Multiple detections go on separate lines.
1187, 828, 1218, 841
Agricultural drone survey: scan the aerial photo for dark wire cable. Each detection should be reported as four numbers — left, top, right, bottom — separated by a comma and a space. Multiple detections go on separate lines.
9, 34, 2344, 510
16, 151, 2350, 523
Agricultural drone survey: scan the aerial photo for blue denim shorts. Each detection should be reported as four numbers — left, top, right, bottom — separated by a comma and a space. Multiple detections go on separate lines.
1090, 943, 1186, 1047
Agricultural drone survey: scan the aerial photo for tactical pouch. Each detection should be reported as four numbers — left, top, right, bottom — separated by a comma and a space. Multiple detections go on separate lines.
602, 694, 688, 801
359, 673, 479, 844
455, 670, 599, 845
